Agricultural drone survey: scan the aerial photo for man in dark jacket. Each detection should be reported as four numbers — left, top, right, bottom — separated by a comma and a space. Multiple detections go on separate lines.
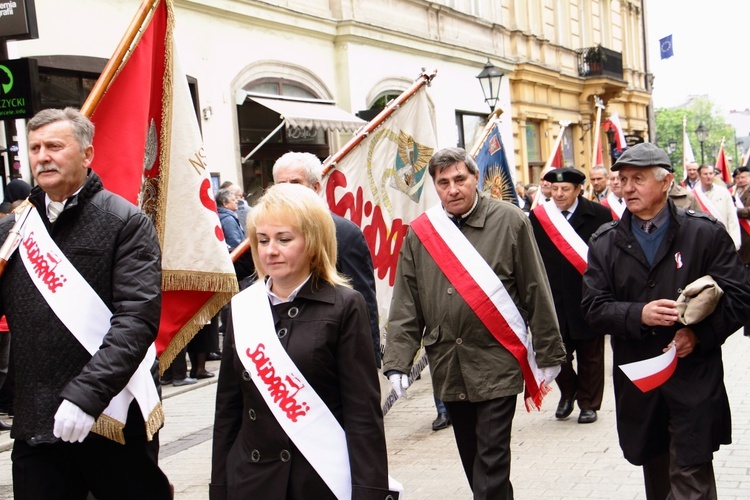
582, 142, 750, 499
0, 108, 171, 498
530, 167, 612, 424
272, 152, 382, 367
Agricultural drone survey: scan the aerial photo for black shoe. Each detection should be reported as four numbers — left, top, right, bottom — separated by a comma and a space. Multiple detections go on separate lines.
160, 377, 173, 386
555, 395, 576, 419
207, 352, 222, 361
431, 413, 451, 431
0, 418, 12, 431
578, 409, 598, 424
193, 370, 215, 379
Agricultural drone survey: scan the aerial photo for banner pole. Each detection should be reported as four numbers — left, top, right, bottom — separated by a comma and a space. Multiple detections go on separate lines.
321, 69, 437, 178
530, 120, 570, 209
468, 106, 504, 157
80, 0, 159, 117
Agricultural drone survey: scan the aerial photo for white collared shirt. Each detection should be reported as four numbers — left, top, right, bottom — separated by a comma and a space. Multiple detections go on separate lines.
265, 275, 312, 305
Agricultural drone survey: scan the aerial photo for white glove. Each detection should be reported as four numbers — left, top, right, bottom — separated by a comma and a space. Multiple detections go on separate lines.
53, 399, 95, 443
541, 365, 562, 387
388, 373, 410, 399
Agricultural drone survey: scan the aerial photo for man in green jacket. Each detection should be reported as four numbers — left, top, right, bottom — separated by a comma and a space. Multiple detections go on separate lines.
383, 147, 566, 500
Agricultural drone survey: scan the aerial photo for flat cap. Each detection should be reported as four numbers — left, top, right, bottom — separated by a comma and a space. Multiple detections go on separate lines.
611, 142, 673, 172
542, 167, 586, 185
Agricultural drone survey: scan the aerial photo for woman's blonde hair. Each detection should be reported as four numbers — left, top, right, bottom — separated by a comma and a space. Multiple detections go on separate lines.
247, 183, 349, 287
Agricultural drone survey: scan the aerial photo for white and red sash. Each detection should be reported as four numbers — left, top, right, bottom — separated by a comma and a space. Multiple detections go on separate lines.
18, 206, 163, 444
409, 205, 548, 410
531, 201, 588, 275
693, 184, 722, 220
734, 190, 750, 236
604, 192, 626, 220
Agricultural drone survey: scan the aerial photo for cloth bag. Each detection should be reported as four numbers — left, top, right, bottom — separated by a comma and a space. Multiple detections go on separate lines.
675, 275, 724, 325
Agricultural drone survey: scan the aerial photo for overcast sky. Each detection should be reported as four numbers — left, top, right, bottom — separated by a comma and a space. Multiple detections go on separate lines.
646, 0, 750, 115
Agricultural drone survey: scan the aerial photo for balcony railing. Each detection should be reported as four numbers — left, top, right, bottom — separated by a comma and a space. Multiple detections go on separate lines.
576, 45, 623, 79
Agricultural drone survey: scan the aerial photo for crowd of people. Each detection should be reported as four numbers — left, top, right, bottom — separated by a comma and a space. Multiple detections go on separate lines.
1, 106, 750, 500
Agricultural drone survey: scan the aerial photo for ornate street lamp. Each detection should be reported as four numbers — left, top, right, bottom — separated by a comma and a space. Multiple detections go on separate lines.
695, 122, 708, 164
476, 59, 504, 114
668, 139, 677, 154
605, 127, 616, 163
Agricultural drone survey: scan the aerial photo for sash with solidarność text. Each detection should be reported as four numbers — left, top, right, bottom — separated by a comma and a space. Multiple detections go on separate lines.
232, 281, 403, 499
531, 201, 588, 275
18, 206, 163, 444
409, 204, 549, 410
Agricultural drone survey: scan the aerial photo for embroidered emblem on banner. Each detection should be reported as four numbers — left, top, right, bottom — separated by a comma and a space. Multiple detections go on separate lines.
389, 131, 432, 202
488, 135, 501, 155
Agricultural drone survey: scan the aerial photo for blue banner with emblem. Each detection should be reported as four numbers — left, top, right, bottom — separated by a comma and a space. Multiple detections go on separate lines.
474, 121, 519, 206
659, 35, 674, 59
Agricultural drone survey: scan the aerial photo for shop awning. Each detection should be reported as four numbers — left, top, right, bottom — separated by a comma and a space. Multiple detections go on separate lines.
241, 93, 366, 133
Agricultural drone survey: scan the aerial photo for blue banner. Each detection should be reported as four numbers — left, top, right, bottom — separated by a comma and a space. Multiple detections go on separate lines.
474, 122, 519, 206
659, 35, 674, 59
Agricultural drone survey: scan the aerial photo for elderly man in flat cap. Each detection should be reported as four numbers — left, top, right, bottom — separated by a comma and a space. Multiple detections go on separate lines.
582, 142, 750, 499
529, 167, 612, 424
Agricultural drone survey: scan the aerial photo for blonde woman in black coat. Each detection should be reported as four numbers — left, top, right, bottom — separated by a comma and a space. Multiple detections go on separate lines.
210, 183, 397, 500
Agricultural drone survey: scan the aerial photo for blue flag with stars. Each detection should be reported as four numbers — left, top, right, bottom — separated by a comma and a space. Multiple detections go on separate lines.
474, 122, 518, 206
660, 35, 674, 59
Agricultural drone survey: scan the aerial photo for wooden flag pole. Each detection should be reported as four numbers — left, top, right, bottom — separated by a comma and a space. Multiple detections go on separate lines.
321, 69, 438, 178
530, 120, 570, 210
468, 106, 504, 157
590, 96, 605, 167
80, 0, 159, 117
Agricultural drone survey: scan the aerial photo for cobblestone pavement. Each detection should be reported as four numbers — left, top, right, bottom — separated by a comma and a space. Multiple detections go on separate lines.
2, 332, 750, 498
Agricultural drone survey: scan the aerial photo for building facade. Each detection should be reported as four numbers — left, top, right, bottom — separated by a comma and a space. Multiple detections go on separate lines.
2, 0, 651, 199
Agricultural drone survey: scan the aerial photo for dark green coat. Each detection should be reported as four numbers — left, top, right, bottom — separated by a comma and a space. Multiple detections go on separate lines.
383, 193, 566, 402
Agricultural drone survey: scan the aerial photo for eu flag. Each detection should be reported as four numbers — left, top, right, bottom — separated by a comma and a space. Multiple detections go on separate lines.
659, 35, 674, 60
474, 122, 518, 206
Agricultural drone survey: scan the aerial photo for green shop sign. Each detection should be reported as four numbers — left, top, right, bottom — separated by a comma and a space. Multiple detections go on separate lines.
0, 58, 40, 120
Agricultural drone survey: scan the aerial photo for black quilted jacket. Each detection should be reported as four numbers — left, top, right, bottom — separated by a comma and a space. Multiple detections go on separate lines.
0, 171, 162, 444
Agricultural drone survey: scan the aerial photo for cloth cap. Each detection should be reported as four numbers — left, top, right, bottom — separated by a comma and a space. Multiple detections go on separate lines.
611, 142, 673, 172
542, 167, 586, 185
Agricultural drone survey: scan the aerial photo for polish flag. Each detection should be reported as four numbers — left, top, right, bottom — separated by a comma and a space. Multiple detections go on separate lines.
715, 141, 731, 185
605, 112, 628, 153
619, 344, 677, 392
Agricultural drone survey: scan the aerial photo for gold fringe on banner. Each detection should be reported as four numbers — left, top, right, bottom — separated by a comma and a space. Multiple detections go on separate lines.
158, 291, 234, 374
162, 270, 238, 293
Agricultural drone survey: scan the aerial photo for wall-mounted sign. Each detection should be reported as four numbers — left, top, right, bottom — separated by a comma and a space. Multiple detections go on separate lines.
0, 0, 38, 40
0, 58, 40, 120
